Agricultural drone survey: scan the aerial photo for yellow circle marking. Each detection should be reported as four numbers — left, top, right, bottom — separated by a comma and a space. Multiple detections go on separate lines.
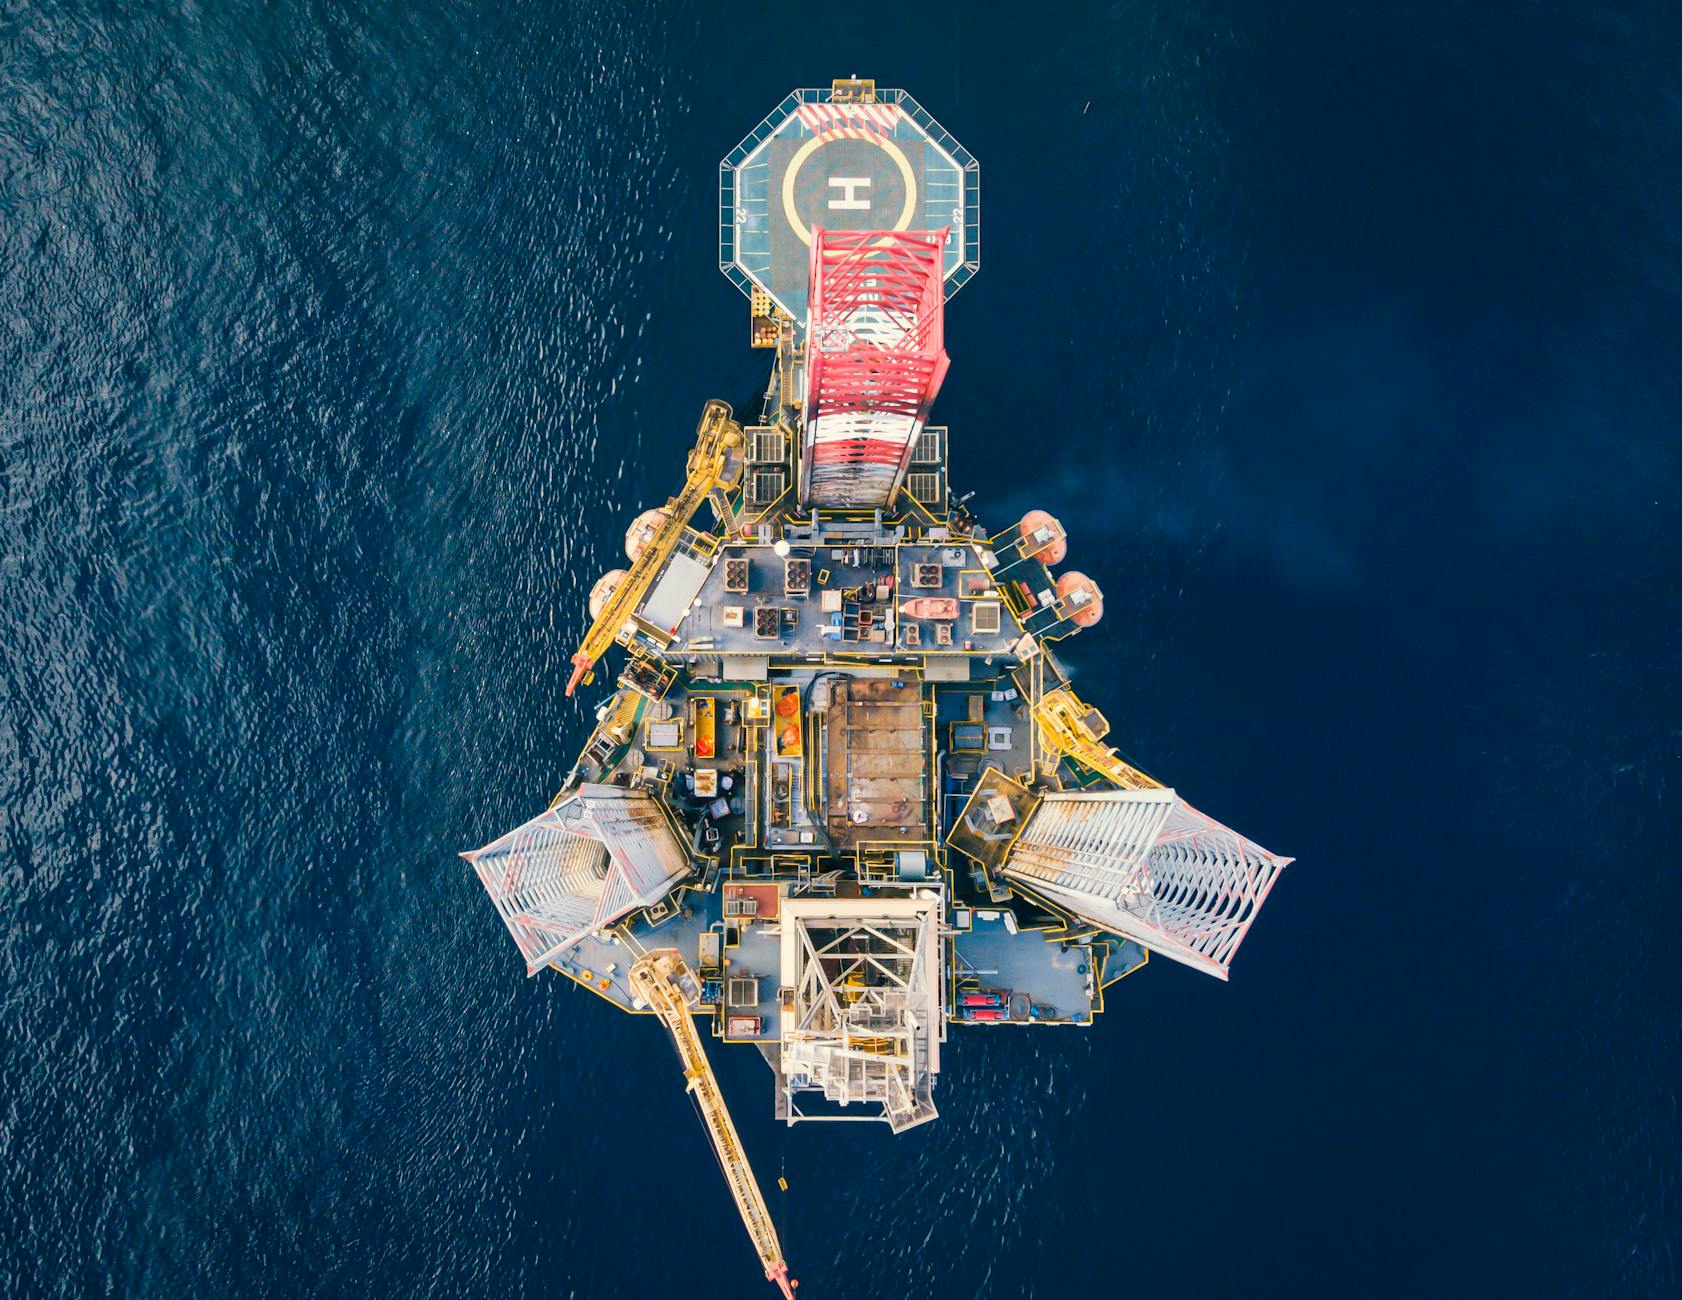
781, 133, 917, 246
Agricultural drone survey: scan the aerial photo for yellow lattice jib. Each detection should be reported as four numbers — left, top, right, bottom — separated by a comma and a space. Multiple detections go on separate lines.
1032, 688, 1161, 791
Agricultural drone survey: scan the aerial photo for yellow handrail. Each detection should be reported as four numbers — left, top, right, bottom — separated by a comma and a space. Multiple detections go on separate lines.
1031, 688, 1161, 791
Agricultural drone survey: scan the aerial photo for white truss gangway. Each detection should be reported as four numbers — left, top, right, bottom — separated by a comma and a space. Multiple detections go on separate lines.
1000, 789, 1291, 980
464, 785, 690, 975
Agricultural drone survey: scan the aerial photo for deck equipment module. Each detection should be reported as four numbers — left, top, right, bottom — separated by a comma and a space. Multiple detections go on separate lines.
464, 80, 1294, 1296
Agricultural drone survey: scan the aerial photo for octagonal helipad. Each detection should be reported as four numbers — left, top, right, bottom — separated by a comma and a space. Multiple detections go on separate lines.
720, 85, 980, 322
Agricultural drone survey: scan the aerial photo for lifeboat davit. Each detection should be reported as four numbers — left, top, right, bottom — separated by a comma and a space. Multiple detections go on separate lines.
624, 508, 669, 563
1017, 510, 1067, 565
1056, 571, 1104, 628
589, 568, 629, 620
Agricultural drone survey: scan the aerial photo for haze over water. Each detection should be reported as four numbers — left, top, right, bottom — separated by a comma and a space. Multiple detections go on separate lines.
3, 3, 1678, 1297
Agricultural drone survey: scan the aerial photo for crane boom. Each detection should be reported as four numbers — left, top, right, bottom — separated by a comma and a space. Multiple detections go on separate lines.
629, 950, 797, 1298
565, 401, 744, 696
1032, 687, 1162, 791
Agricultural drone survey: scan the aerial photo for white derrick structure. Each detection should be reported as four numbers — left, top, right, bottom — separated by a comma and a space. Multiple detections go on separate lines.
1001, 789, 1291, 981
777, 896, 943, 1132
464, 784, 690, 975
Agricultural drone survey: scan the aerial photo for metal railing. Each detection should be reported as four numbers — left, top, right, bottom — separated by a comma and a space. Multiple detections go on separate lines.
720, 87, 981, 301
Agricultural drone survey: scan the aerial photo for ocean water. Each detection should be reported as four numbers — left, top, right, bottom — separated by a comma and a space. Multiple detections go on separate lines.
3, 3, 1678, 1296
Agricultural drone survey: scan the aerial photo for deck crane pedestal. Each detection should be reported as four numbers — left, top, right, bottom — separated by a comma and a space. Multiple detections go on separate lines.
565, 401, 745, 696
629, 949, 797, 1299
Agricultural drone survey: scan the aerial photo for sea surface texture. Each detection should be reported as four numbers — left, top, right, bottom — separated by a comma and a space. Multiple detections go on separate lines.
3, 3, 1678, 1297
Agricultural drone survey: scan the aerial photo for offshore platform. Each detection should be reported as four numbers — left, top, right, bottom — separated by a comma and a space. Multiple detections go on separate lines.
465, 81, 1292, 1296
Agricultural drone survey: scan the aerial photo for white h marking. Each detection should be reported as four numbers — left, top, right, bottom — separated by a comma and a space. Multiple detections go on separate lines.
827, 177, 872, 211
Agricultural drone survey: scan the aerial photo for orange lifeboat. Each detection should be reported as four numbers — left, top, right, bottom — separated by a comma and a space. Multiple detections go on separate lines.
588, 569, 628, 620
624, 507, 669, 563
1017, 510, 1068, 565
1056, 571, 1104, 628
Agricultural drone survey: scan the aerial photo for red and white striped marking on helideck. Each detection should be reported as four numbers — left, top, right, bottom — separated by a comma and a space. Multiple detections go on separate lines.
794, 102, 902, 140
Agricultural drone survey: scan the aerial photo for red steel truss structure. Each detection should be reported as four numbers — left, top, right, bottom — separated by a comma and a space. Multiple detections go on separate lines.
801, 227, 951, 508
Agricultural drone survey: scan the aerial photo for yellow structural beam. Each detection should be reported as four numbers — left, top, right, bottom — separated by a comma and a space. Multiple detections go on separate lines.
1031, 687, 1162, 791
566, 401, 744, 695
628, 950, 796, 1299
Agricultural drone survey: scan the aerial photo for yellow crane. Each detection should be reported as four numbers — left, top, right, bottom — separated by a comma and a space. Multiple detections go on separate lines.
565, 400, 745, 696
628, 949, 797, 1298
1032, 687, 1162, 791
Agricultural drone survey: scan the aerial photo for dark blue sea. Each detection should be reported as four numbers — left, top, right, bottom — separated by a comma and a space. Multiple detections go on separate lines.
4, 3, 1678, 1296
